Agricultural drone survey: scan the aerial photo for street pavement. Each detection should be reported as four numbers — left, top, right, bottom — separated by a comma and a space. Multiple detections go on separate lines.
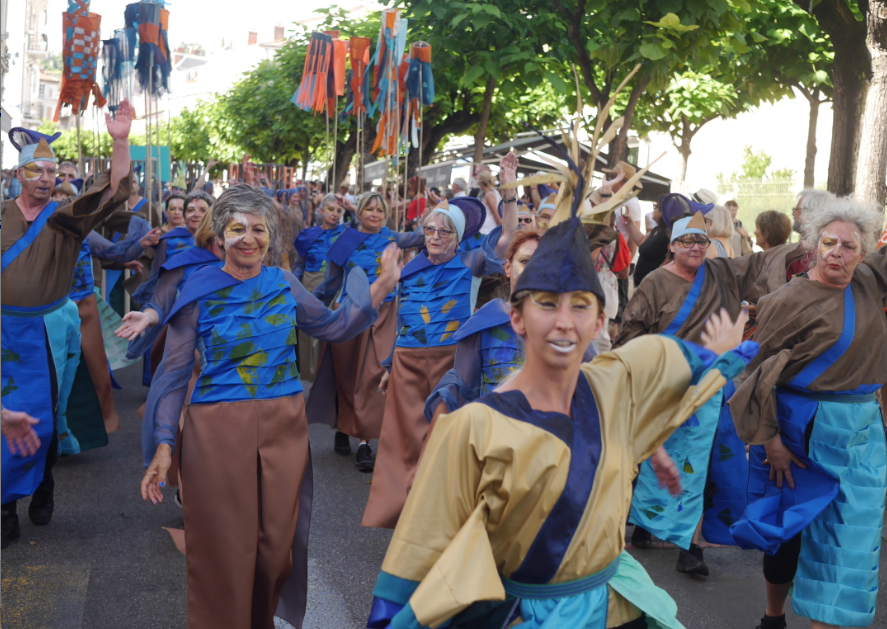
2, 362, 885, 628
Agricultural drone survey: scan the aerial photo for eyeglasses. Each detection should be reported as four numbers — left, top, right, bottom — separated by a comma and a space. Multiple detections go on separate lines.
423, 226, 455, 239
518, 217, 533, 225
22, 165, 60, 178
674, 235, 711, 248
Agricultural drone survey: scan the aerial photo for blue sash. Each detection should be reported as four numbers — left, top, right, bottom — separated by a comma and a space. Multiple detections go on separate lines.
730, 284, 878, 554
326, 225, 372, 268
132, 198, 147, 213
164, 266, 241, 325
662, 263, 705, 335
160, 245, 218, 272
1, 202, 60, 272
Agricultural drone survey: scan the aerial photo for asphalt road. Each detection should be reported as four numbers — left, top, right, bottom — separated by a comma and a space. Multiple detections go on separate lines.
2, 362, 885, 629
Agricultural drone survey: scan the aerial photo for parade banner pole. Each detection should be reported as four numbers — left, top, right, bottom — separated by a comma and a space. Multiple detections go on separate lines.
75, 112, 85, 176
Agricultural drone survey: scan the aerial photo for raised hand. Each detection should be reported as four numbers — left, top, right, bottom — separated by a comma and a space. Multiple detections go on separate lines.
700, 307, 749, 356
499, 152, 518, 188
106, 99, 134, 140
601, 169, 625, 195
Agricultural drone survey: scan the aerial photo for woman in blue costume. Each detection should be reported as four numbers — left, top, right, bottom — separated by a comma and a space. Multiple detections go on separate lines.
139, 184, 402, 629
729, 196, 887, 629
366, 165, 757, 629
361, 153, 519, 530
1, 104, 134, 550
293, 193, 345, 383
308, 191, 425, 470
132, 190, 213, 310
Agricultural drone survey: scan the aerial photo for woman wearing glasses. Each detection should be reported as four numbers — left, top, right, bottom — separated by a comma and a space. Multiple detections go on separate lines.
616, 206, 794, 579
309, 192, 425, 470
361, 154, 520, 529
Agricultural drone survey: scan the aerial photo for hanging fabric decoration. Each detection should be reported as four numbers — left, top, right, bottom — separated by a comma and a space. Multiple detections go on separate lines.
348, 37, 371, 117
369, 9, 408, 161
292, 32, 333, 113
405, 42, 433, 149
54, 0, 106, 121
101, 27, 137, 115
133, 1, 171, 95
328, 38, 348, 114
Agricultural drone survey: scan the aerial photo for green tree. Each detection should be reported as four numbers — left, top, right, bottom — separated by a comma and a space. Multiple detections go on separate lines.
633, 70, 738, 185
536, 2, 746, 165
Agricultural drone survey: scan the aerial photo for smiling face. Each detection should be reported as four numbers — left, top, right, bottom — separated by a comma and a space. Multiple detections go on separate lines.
221, 212, 270, 269
321, 203, 344, 229
423, 213, 458, 260
167, 198, 185, 228
185, 199, 209, 232
359, 196, 386, 233
504, 238, 539, 293
815, 220, 864, 286
511, 291, 604, 370
18, 160, 57, 203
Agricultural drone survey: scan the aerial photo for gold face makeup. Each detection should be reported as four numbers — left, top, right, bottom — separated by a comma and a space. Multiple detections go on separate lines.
529, 291, 597, 312
819, 230, 860, 259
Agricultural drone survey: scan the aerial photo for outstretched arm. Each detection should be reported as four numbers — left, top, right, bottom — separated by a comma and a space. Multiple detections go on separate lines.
494, 152, 519, 258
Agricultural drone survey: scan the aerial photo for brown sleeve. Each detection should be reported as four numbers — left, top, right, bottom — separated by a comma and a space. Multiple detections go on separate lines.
613, 281, 657, 348
862, 250, 887, 308
48, 168, 133, 239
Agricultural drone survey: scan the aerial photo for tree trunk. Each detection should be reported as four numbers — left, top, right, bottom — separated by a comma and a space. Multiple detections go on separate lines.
828, 54, 869, 195
803, 88, 821, 189
854, 0, 887, 206
608, 74, 651, 167
472, 75, 496, 167
796, 0, 869, 196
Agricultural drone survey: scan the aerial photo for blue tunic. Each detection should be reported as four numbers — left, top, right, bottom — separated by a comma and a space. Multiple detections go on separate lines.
70, 239, 95, 302
314, 226, 425, 306
294, 225, 344, 276
192, 268, 302, 404
160, 226, 195, 263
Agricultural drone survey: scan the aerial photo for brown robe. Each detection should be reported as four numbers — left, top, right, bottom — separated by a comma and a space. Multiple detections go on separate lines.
328, 300, 397, 440
1, 171, 131, 307
614, 243, 811, 347
729, 256, 887, 445
361, 344, 457, 529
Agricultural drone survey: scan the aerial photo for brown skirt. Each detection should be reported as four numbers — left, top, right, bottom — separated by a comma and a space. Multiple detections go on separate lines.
297, 270, 326, 383
181, 395, 309, 629
361, 345, 457, 529
330, 300, 397, 440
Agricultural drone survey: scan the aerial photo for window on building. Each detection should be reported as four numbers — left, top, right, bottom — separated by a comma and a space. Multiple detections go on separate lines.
39, 84, 45, 98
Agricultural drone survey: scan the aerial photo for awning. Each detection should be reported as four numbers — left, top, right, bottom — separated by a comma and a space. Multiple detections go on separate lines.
433, 131, 670, 202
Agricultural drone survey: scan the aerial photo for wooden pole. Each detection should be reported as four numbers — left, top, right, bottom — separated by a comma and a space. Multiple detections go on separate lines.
75, 112, 85, 177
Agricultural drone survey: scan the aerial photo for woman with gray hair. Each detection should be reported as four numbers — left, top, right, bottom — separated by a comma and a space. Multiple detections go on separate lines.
138, 184, 402, 628
730, 196, 887, 629
362, 153, 519, 529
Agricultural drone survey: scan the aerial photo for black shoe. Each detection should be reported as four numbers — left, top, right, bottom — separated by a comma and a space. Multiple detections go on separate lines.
29, 485, 54, 526
676, 543, 709, 577
1, 505, 20, 549
334, 431, 352, 455
631, 525, 653, 549
356, 443, 375, 472
756, 614, 786, 629
174, 489, 183, 509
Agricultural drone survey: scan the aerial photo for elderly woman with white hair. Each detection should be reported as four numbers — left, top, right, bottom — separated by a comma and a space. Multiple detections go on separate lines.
362, 154, 519, 529
730, 196, 887, 629
139, 184, 402, 628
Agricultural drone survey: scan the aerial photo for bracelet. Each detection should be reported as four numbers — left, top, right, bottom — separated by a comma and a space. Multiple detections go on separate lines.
502, 196, 518, 204
599, 193, 612, 198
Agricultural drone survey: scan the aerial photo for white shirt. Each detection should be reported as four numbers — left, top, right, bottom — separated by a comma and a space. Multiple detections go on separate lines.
616, 196, 643, 264
453, 190, 467, 198
479, 189, 501, 235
